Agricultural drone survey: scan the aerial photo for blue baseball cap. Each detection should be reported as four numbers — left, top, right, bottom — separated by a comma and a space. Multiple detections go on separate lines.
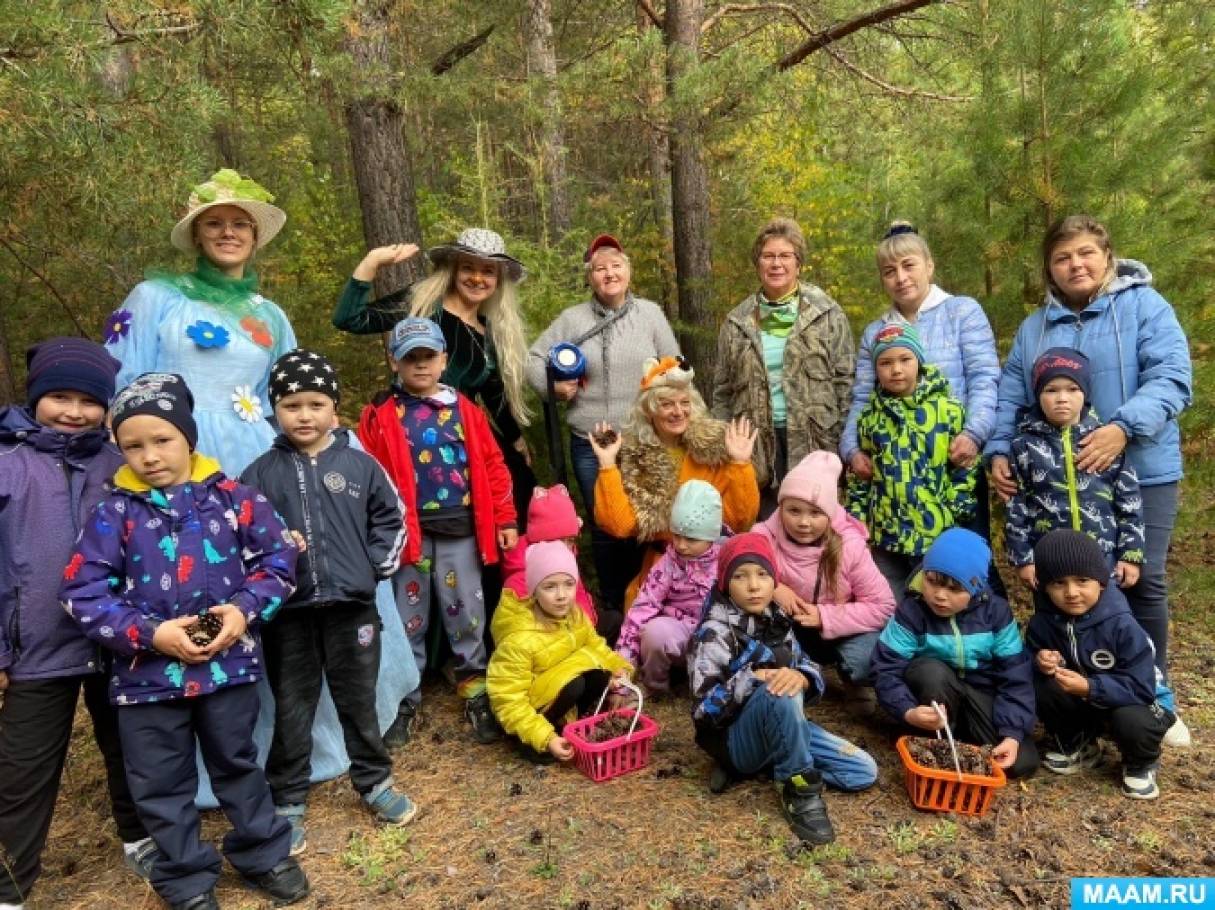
390, 317, 446, 360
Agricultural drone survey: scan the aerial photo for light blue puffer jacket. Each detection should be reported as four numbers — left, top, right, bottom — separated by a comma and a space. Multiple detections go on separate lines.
984, 260, 1192, 487
841, 287, 999, 460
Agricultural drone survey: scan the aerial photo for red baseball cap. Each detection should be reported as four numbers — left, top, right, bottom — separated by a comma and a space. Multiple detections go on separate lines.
584, 233, 624, 263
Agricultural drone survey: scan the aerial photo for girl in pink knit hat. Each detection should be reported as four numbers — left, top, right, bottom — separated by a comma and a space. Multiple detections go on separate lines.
499, 485, 600, 630
753, 452, 895, 713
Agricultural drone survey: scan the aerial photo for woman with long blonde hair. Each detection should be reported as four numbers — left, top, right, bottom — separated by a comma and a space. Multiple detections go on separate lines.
333, 228, 537, 522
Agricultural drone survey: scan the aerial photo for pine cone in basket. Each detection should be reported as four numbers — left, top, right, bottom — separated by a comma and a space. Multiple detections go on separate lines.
583, 713, 635, 744
907, 737, 994, 775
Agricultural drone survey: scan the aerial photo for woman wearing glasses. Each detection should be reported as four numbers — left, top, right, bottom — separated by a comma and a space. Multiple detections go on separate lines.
103, 169, 298, 475
711, 218, 856, 517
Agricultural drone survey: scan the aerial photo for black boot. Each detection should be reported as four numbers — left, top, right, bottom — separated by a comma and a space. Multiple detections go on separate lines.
383, 702, 419, 751
781, 768, 835, 845
247, 857, 310, 905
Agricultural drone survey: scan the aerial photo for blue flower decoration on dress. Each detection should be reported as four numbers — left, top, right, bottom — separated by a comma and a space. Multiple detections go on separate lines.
185, 320, 230, 349
104, 309, 132, 345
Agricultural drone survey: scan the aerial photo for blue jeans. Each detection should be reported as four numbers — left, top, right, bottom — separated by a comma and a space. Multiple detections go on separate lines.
795, 629, 880, 686
570, 433, 644, 611
1125, 482, 1178, 675
726, 688, 877, 789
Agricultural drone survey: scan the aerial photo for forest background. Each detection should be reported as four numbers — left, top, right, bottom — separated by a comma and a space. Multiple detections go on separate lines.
3, 4, 1215, 908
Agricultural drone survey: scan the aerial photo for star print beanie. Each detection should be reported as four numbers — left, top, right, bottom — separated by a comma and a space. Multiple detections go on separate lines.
269, 348, 341, 407
111, 372, 199, 450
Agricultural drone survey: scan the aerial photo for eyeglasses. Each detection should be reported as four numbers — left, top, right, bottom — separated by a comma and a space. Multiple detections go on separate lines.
759, 252, 798, 264
197, 217, 256, 238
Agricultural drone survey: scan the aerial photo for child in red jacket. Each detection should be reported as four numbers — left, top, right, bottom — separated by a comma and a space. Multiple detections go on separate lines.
359, 318, 517, 747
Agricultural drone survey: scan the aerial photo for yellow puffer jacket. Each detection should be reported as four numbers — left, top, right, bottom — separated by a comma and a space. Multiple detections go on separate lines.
487, 589, 632, 753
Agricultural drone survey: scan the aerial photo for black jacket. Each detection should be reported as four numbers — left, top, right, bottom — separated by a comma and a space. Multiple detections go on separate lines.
242, 428, 406, 607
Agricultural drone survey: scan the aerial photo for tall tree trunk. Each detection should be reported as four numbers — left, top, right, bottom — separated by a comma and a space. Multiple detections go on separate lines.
524, 0, 571, 240
637, 4, 676, 317
664, 0, 715, 382
343, 0, 424, 298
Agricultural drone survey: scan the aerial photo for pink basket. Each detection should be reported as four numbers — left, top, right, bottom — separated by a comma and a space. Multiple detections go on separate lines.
563, 680, 661, 782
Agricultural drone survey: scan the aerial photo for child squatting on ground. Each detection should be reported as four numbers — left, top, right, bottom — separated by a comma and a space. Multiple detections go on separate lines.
241, 348, 415, 856
872, 527, 1039, 778
615, 479, 723, 694
358, 317, 518, 747
688, 533, 878, 846
487, 541, 632, 762
58, 372, 309, 910
1026, 529, 1175, 799
1005, 347, 1145, 590
846, 323, 976, 602
0, 339, 156, 910
754, 451, 895, 714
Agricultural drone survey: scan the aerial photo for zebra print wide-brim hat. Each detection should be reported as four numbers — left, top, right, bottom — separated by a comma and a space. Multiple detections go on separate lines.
427, 227, 526, 283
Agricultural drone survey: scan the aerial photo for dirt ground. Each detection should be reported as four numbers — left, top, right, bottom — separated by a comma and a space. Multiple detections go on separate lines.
26, 549, 1215, 909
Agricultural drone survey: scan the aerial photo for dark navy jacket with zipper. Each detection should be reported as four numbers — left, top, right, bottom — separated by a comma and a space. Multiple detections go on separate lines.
1024, 583, 1173, 712
241, 428, 406, 607
0, 406, 123, 680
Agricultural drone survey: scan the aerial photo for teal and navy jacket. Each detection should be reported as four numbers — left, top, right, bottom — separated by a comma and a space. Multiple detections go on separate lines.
1025, 583, 1173, 712
1006, 405, 1144, 569
872, 580, 1035, 741
846, 363, 976, 556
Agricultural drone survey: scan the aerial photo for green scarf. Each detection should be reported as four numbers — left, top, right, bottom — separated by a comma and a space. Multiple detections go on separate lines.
758, 286, 799, 338
147, 256, 290, 350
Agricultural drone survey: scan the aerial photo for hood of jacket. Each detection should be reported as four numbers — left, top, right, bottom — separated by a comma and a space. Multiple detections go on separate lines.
873, 362, 951, 414
618, 415, 730, 541
0, 405, 112, 464
1044, 259, 1152, 311
112, 453, 222, 496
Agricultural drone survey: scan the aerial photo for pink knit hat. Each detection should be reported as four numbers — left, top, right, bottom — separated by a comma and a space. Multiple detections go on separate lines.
527, 485, 582, 542
525, 541, 580, 595
778, 451, 842, 515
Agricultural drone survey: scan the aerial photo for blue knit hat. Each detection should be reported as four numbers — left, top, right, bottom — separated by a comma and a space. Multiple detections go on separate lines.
1032, 347, 1091, 401
871, 323, 926, 364
670, 479, 723, 542
25, 337, 119, 410
921, 528, 991, 596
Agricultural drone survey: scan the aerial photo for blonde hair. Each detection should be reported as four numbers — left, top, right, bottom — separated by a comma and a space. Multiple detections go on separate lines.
583, 247, 632, 277
876, 221, 933, 267
750, 217, 807, 266
409, 261, 532, 425
623, 384, 710, 447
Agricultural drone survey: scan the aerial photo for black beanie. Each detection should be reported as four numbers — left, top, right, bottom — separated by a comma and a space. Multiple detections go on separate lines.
269, 348, 340, 407
111, 373, 199, 451
25, 337, 119, 410
1033, 529, 1109, 587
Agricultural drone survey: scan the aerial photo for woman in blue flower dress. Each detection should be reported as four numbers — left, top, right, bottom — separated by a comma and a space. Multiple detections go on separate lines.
102, 169, 417, 799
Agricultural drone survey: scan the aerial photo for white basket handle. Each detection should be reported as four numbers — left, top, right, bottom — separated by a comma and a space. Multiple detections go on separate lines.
592, 678, 645, 740
931, 700, 964, 780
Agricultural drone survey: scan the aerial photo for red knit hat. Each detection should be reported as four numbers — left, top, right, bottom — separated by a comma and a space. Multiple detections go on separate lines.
716, 532, 778, 592
526, 485, 582, 542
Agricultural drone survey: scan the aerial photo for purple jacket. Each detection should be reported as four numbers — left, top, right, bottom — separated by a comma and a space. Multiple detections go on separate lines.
59, 454, 298, 705
0, 406, 123, 680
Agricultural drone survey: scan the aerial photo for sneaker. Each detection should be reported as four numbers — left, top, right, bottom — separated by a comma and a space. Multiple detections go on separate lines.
1163, 714, 1192, 749
383, 703, 419, 751
246, 858, 310, 906
781, 769, 835, 845
274, 804, 307, 856
464, 692, 502, 744
1043, 739, 1103, 775
365, 783, 419, 826
123, 837, 160, 880
1122, 766, 1160, 800
169, 892, 219, 910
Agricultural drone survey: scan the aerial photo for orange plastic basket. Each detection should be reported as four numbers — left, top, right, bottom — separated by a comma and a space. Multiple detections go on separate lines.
896, 735, 1006, 817
563, 680, 660, 782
